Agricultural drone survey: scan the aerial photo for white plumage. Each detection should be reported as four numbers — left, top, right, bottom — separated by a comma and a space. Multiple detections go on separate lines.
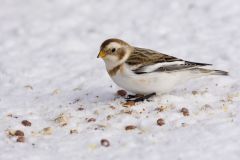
110, 63, 207, 95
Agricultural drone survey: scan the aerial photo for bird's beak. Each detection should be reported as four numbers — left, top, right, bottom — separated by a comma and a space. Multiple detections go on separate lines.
97, 50, 106, 58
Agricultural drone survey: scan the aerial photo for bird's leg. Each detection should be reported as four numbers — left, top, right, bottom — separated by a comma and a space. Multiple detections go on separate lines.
125, 94, 144, 100
133, 93, 156, 102
125, 94, 138, 100
126, 93, 156, 102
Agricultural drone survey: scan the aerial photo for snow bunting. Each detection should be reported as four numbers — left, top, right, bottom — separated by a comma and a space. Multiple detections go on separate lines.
97, 38, 228, 102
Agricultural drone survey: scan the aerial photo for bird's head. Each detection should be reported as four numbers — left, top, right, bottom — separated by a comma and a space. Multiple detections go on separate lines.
98, 38, 133, 69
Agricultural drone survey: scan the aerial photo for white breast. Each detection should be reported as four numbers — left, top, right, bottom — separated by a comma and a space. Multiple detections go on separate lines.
109, 64, 194, 95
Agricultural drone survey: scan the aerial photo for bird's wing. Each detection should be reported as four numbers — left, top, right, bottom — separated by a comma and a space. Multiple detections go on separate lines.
126, 47, 211, 74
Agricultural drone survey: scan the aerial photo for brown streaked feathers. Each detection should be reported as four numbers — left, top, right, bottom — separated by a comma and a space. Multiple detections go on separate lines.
126, 47, 180, 66
100, 38, 130, 50
127, 47, 211, 74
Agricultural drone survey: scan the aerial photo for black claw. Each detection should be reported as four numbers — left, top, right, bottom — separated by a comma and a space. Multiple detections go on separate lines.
144, 93, 156, 99
125, 94, 142, 100
125, 94, 137, 100
125, 93, 156, 102
133, 97, 145, 102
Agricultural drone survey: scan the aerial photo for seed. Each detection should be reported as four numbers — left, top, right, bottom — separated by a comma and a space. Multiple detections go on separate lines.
15, 130, 24, 137
21, 120, 32, 127
106, 115, 112, 120
125, 125, 137, 130
87, 118, 96, 122
100, 139, 110, 147
117, 90, 127, 97
157, 118, 165, 126
16, 136, 25, 143
180, 107, 189, 116
70, 129, 78, 134
77, 107, 84, 111
192, 91, 198, 95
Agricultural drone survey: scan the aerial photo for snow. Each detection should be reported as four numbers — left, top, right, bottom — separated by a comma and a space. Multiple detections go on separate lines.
0, 0, 240, 160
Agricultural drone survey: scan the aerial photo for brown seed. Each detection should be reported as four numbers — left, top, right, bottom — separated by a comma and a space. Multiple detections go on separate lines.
180, 107, 189, 116
123, 110, 132, 114
16, 136, 25, 143
70, 129, 78, 134
192, 90, 198, 95
100, 139, 110, 147
15, 130, 24, 137
77, 107, 84, 111
117, 90, 127, 97
122, 101, 136, 107
21, 120, 32, 127
157, 118, 165, 126
106, 115, 112, 120
125, 125, 137, 130
87, 118, 96, 122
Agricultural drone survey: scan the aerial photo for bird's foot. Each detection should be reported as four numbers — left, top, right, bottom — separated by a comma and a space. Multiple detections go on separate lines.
125, 94, 143, 100
125, 93, 156, 102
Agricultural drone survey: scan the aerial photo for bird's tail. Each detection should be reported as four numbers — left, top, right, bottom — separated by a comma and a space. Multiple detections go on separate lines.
191, 68, 229, 76
211, 70, 228, 76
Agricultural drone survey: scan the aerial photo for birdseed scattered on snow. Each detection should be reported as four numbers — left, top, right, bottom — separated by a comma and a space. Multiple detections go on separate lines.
21, 120, 32, 127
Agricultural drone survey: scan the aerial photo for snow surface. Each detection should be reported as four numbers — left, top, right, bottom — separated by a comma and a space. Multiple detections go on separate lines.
0, 0, 240, 160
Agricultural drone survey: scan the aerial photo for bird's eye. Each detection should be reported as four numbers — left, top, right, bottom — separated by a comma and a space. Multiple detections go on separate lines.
111, 48, 116, 52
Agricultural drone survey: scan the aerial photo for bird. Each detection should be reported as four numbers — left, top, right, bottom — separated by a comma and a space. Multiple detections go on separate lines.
97, 38, 228, 102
